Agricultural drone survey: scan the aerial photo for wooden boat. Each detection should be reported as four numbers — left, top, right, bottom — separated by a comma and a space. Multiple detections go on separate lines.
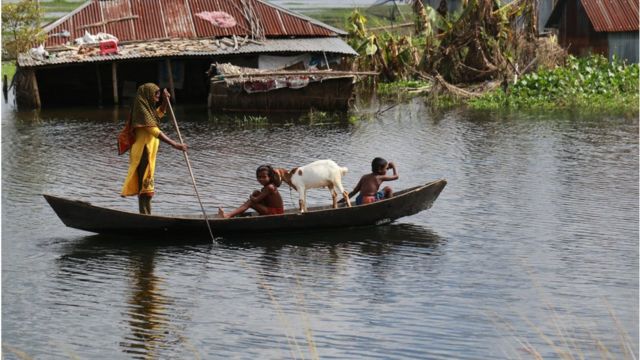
44, 179, 446, 239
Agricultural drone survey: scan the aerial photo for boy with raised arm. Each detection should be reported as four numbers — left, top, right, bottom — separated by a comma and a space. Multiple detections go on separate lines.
346, 157, 399, 205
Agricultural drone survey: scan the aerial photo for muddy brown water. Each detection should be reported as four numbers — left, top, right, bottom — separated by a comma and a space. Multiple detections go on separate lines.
2, 94, 638, 359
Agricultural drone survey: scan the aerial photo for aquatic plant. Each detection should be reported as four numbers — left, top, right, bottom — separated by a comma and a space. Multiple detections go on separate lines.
377, 79, 431, 96
469, 55, 640, 113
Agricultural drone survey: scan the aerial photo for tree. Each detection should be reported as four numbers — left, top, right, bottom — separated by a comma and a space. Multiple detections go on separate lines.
2, 0, 47, 61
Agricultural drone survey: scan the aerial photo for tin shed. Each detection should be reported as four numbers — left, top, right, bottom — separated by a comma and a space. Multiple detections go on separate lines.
15, 0, 357, 108
545, 0, 639, 63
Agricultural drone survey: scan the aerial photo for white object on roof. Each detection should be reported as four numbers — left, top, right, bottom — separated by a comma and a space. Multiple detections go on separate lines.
29, 44, 49, 60
75, 31, 118, 45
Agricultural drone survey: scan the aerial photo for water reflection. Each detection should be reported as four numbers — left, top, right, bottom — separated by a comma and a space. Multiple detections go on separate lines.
221, 224, 444, 284
53, 224, 442, 357
57, 238, 182, 359
218, 223, 442, 251
120, 248, 172, 359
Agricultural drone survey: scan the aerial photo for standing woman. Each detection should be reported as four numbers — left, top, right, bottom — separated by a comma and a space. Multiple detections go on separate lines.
121, 83, 187, 214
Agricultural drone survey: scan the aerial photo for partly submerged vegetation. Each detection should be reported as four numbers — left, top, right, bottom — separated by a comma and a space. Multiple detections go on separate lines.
377, 79, 431, 96
343, 1, 637, 114
347, 0, 545, 85
469, 55, 639, 113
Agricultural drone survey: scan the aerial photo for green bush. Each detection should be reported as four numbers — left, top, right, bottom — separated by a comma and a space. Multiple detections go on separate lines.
377, 80, 431, 96
2, 62, 16, 81
469, 55, 639, 113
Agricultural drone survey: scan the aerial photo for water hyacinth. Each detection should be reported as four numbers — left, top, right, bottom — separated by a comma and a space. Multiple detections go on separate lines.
469, 55, 639, 113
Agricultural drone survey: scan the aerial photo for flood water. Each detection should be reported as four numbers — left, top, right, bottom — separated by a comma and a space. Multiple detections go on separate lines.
2, 92, 638, 359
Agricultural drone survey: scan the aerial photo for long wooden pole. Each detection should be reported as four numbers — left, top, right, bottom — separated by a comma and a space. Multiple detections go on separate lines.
31, 70, 41, 108
112, 62, 119, 104
165, 59, 176, 102
166, 101, 215, 242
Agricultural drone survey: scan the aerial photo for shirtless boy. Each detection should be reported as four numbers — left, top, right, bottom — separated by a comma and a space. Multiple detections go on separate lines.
346, 157, 399, 205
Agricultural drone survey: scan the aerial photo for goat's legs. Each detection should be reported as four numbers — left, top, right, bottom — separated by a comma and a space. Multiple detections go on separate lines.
329, 187, 338, 208
334, 182, 352, 208
298, 189, 307, 212
341, 191, 351, 207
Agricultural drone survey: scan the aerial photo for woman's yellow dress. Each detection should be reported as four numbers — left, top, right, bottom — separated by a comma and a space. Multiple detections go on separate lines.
121, 124, 161, 197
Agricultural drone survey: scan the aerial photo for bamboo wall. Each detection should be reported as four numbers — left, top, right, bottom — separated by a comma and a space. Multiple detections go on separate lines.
208, 77, 355, 112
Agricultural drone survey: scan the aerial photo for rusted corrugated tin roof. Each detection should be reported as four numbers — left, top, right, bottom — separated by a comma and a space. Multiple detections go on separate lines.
42, 0, 346, 48
546, 0, 639, 32
581, 0, 639, 32
18, 37, 358, 68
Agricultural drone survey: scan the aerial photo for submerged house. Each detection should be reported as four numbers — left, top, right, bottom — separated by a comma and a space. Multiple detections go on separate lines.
544, 0, 639, 63
15, 0, 358, 108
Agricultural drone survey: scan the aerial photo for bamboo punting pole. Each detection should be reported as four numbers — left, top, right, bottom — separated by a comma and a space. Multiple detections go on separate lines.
166, 101, 215, 242
165, 59, 176, 102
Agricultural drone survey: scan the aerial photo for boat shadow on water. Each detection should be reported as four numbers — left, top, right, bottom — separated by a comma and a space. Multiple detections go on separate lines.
58, 222, 444, 255
218, 222, 445, 251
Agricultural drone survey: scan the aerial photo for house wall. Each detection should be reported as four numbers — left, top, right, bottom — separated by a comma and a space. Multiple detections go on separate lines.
538, 0, 555, 33
608, 32, 639, 63
557, 0, 608, 57
32, 57, 214, 107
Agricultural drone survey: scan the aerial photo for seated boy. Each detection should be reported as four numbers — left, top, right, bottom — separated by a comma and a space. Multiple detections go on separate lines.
346, 157, 399, 205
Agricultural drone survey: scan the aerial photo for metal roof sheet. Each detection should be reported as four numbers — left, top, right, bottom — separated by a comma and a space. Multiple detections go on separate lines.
42, 0, 347, 48
581, 0, 639, 32
18, 37, 358, 67
546, 0, 639, 32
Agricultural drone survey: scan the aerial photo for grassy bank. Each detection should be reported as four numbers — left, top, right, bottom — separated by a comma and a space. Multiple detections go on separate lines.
40, 0, 83, 22
468, 55, 639, 114
377, 80, 431, 97
2, 62, 16, 82
298, 5, 412, 30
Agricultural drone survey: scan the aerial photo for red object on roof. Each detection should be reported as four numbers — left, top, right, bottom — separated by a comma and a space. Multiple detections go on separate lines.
42, 0, 345, 48
580, 0, 639, 32
99, 40, 119, 55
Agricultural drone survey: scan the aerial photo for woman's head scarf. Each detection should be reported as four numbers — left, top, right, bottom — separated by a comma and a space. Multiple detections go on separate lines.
131, 83, 160, 127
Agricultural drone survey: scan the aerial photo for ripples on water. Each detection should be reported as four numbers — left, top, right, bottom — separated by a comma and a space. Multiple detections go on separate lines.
2, 97, 638, 359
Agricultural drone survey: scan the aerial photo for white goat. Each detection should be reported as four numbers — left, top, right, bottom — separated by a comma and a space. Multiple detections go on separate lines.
275, 159, 352, 212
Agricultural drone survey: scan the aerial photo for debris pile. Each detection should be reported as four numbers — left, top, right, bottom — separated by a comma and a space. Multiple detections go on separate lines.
18, 36, 255, 67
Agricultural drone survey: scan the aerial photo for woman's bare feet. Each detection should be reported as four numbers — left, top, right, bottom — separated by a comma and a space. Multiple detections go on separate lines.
217, 207, 227, 219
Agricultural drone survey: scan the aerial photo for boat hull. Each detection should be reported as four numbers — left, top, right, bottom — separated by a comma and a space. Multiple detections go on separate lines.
44, 179, 446, 239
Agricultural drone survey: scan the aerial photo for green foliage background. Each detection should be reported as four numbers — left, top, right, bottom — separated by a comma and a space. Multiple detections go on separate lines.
469, 55, 639, 114
2, 0, 48, 60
